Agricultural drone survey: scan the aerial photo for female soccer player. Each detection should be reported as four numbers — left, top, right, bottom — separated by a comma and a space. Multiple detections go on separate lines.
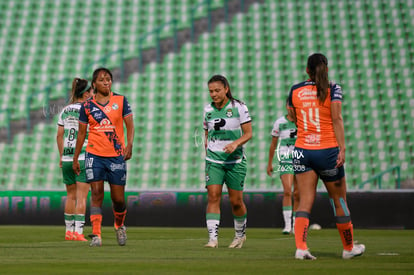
267, 100, 299, 234
288, 53, 365, 260
203, 74, 252, 248
73, 68, 135, 247
56, 78, 92, 241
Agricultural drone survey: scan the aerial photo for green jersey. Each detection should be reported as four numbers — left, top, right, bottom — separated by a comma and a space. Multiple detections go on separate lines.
271, 115, 297, 161
203, 100, 252, 164
57, 103, 87, 162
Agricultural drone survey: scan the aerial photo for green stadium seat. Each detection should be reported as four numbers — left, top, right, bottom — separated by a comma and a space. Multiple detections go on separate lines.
0, 0, 413, 190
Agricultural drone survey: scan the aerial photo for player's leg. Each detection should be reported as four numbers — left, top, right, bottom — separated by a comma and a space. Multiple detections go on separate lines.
324, 176, 365, 259
292, 148, 317, 259
90, 180, 104, 244
320, 147, 364, 259
294, 170, 318, 254
205, 161, 225, 248
64, 183, 77, 240
110, 183, 127, 246
106, 155, 128, 246
73, 159, 89, 241
292, 176, 299, 232
73, 181, 89, 241
280, 172, 294, 234
85, 153, 105, 246
226, 159, 247, 248
62, 161, 76, 240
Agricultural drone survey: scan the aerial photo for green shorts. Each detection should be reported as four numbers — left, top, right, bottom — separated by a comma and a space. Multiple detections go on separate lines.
205, 158, 247, 191
279, 159, 294, 176
61, 160, 86, 185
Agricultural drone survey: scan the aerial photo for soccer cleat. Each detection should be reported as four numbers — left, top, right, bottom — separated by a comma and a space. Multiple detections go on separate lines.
342, 243, 365, 259
115, 225, 127, 246
89, 234, 102, 247
282, 227, 291, 235
73, 232, 88, 242
204, 239, 218, 248
228, 235, 246, 248
65, 231, 74, 241
295, 249, 317, 260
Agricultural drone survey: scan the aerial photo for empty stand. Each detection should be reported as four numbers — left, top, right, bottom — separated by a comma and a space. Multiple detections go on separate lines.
0, 0, 412, 190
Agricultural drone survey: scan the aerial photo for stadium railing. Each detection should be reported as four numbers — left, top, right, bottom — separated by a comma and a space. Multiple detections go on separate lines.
0, 108, 11, 143
138, 19, 178, 72
26, 78, 71, 131
190, 0, 247, 42
83, 48, 126, 82
359, 165, 401, 190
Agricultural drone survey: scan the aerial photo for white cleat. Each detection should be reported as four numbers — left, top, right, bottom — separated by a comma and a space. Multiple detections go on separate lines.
204, 239, 218, 248
295, 249, 317, 260
228, 235, 246, 248
115, 225, 127, 246
89, 235, 102, 247
342, 244, 365, 259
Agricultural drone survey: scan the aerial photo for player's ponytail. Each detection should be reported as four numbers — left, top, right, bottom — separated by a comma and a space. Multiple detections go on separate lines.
70, 78, 89, 104
307, 53, 329, 104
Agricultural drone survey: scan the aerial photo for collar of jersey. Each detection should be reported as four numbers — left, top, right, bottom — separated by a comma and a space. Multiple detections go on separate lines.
93, 92, 112, 107
211, 99, 230, 111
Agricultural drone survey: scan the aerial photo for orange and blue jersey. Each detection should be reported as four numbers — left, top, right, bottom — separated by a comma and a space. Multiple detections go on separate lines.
288, 80, 343, 149
79, 92, 132, 157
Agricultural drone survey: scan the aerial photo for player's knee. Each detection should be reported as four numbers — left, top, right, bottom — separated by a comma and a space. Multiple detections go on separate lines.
293, 189, 299, 200
283, 189, 292, 198
91, 188, 103, 199
229, 198, 244, 211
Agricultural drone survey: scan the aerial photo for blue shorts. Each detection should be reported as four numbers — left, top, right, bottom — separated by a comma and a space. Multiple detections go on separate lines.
85, 152, 127, 185
292, 147, 345, 182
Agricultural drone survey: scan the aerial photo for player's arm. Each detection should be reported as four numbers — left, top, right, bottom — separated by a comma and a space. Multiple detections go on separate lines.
287, 107, 296, 125
267, 136, 278, 176
123, 115, 135, 161
287, 89, 297, 124
56, 125, 64, 168
73, 123, 87, 175
204, 130, 208, 151
223, 121, 252, 154
331, 102, 345, 167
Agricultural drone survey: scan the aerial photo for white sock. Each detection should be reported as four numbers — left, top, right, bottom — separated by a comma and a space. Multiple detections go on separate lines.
74, 214, 85, 234
234, 216, 247, 238
206, 219, 219, 241
283, 210, 292, 231
64, 213, 75, 232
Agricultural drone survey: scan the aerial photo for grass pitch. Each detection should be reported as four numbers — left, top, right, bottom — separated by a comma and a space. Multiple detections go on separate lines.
0, 226, 413, 274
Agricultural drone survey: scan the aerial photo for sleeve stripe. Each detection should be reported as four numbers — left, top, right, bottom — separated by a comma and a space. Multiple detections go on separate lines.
240, 119, 252, 125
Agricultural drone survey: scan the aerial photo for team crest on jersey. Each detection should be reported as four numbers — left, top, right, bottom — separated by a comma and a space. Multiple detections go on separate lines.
112, 103, 119, 110
104, 105, 112, 113
226, 109, 233, 118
